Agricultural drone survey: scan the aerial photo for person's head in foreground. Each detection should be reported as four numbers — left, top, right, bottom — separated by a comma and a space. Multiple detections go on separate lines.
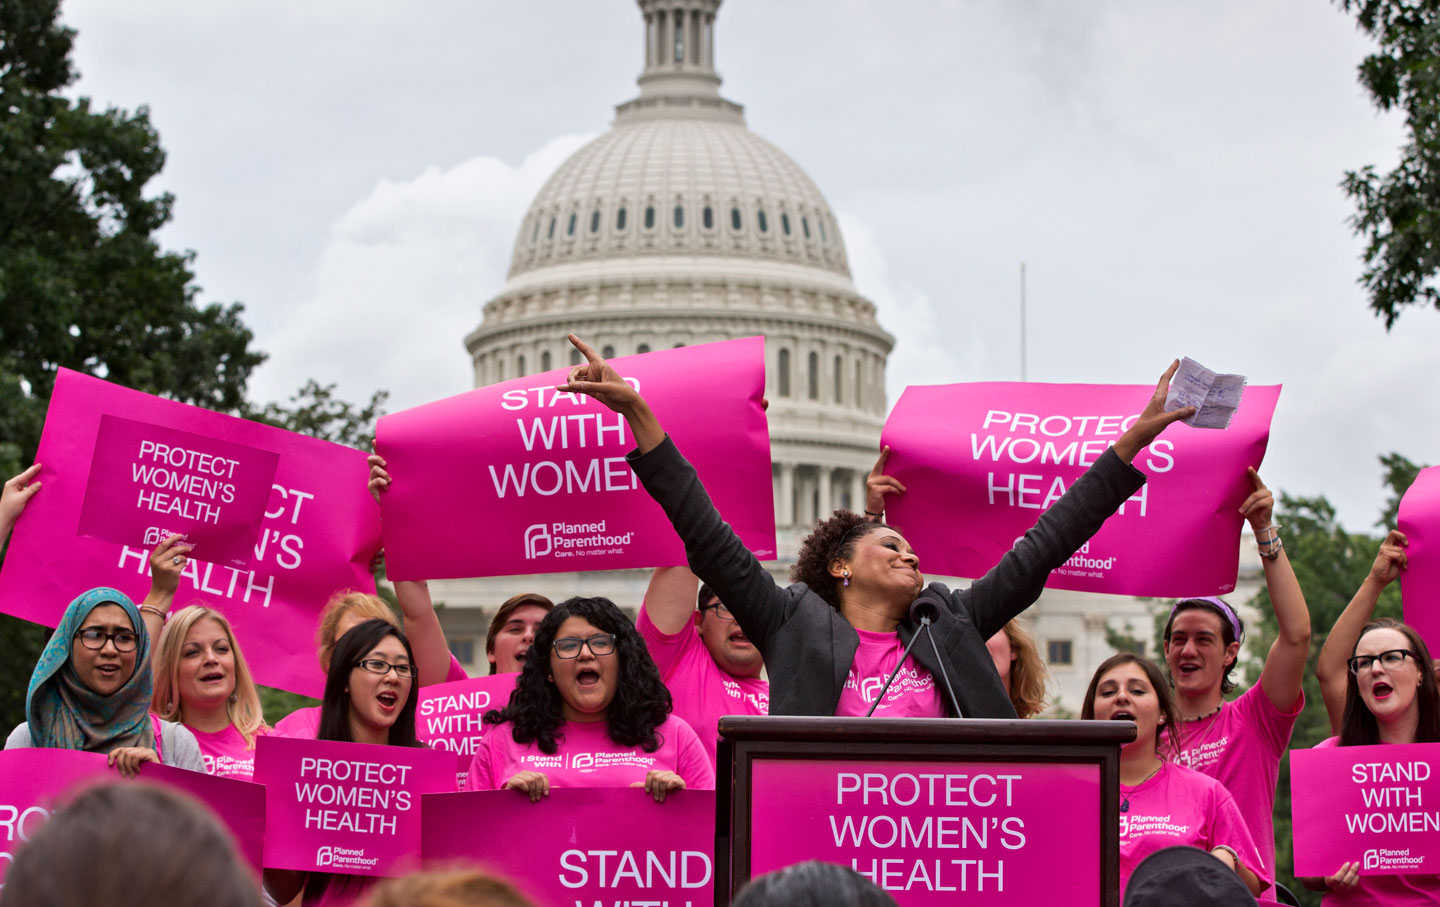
731, 860, 898, 907
363, 868, 536, 907
319, 618, 422, 746
1122, 846, 1257, 907
486, 593, 554, 675
1340, 618, 1440, 746
0, 782, 260, 907
486, 596, 671, 753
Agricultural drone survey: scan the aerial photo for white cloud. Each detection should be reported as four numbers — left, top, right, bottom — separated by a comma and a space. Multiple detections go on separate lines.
249, 135, 595, 413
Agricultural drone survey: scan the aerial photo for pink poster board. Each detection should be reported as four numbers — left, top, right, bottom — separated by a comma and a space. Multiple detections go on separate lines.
375, 337, 774, 580
253, 735, 456, 876
1398, 466, 1440, 654
75, 414, 279, 567
0, 750, 264, 882
748, 758, 1101, 905
1292, 743, 1440, 876
422, 788, 715, 906
880, 382, 1281, 597
416, 673, 518, 758
0, 368, 383, 698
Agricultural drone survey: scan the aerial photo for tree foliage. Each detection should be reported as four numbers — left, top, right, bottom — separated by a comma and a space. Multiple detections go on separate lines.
247, 380, 388, 451
1336, 0, 1440, 327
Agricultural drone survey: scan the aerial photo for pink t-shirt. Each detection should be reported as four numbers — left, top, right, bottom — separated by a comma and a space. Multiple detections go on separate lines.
1163, 682, 1302, 886
273, 655, 465, 740
190, 724, 265, 781
465, 715, 715, 792
1118, 761, 1266, 899
834, 628, 944, 718
1310, 737, 1440, 905
637, 607, 768, 767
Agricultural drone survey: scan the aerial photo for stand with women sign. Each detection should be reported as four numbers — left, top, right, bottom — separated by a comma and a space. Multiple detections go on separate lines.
0, 749, 265, 882
1398, 466, 1440, 651
375, 337, 774, 581
252, 736, 455, 877
880, 380, 1280, 597
1291, 743, 1440, 876
0, 369, 382, 698
422, 788, 715, 906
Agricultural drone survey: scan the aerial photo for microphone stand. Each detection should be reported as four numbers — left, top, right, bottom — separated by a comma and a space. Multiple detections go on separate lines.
864, 616, 964, 719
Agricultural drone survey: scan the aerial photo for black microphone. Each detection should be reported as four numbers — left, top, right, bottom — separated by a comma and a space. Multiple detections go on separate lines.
909, 596, 942, 624
863, 595, 964, 718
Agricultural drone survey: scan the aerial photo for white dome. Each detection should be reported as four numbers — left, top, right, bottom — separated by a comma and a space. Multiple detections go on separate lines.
508, 117, 850, 280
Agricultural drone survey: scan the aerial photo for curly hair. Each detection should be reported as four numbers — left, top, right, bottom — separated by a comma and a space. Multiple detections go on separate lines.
1081, 653, 1184, 759
318, 619, 422, 747
1340, 619, 1440, 746
790, 511, 902, 611
483, 597, 672, 755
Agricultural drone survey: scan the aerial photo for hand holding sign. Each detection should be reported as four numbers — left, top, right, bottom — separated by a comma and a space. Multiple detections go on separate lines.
633, 769, 686, 803
503, 770, 550, 803
865, 446, 905, 517
1239, 467, 1274, 529
1112, 359, 1197, 463
0, 464, 42, 544
1372, 529, 1409, 587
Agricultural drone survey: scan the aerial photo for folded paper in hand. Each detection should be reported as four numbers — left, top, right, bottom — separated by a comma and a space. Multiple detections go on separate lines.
1163, 357, 1247, 429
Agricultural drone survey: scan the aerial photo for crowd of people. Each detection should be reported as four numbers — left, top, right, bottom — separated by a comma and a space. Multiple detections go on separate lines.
0, 336, 1435, 906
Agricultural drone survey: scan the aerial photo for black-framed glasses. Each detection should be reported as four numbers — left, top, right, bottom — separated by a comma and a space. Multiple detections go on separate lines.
552, 634, 617, 659
354, 658, 418, 679
74, 627, 139, 652
700, 602, 736, 622
1348, 649, 1417, 675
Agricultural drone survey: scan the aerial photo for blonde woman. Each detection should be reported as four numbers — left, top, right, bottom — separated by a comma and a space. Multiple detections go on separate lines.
151, 605, 270, 780
986, 619, 1049, 718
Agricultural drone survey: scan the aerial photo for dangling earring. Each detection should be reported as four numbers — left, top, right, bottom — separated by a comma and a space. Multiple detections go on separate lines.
842, 569, 851, 588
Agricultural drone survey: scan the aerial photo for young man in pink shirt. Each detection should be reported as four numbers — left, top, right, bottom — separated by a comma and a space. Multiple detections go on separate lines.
638, 566, 768, 767
1161, 468, 1311, 897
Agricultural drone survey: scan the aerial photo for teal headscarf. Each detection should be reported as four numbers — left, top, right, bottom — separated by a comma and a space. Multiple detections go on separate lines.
25, 587, 155, 752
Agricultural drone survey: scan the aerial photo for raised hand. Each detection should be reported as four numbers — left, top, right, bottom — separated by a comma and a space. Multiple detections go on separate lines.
1112, 360, 1196, 464
558, 334, 664, 453
367, 453, 390, 502
865, 446, 906, 518
0, 464, 42, 527
1369, 529, 1408, 587
1239, 467, 1274, 530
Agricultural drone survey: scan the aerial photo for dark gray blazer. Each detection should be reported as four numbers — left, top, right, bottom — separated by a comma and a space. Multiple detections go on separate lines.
628, 436, 1146, 719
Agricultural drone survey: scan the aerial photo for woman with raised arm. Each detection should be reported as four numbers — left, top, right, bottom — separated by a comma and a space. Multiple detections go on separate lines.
1316, 529, 1409, 734
560, 334, 1192, 718
1301, 617, 1440, 903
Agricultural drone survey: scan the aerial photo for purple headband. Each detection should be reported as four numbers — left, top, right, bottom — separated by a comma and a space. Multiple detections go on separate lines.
1171, 596, 1244, 644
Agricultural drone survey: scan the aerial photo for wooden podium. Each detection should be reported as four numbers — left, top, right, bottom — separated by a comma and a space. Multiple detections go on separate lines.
716, 716, 1133, 906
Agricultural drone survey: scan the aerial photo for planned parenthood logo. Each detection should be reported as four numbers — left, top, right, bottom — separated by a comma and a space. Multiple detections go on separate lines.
314, 845, 378, 871
522, 520, 634, 560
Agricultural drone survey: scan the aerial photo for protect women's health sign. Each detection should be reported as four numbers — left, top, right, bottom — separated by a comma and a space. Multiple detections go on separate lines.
423, 788, 716, 906
375, 337, 775, 581
1291, 742, 1440, 876
0, 749, 265, 884
253, 736, 457, 877
748, 758, 1101, 905
880, 381, 1281, 597
0, 368, 383, 698
1398, 466, 1440, 653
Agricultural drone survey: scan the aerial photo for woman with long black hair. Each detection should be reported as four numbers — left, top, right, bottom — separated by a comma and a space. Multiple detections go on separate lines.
466, 596, 712, 801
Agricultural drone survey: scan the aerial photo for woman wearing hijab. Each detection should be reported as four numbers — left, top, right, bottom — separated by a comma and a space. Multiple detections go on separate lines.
5, 586, 204, 774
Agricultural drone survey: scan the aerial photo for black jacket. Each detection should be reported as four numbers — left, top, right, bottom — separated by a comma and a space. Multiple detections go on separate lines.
628, 436, 1146, 718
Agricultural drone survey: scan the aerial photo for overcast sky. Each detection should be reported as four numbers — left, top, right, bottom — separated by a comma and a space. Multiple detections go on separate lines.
56, 0, 1438, 532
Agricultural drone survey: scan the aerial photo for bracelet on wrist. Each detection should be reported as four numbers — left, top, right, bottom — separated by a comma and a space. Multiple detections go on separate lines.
138, 605, 169, 621
864, 510, 883, 519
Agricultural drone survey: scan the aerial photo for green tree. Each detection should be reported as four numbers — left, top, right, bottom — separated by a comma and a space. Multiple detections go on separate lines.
1376, 451, 1426, 528
248, 380, 389, 450
1336, 0, 1440, 327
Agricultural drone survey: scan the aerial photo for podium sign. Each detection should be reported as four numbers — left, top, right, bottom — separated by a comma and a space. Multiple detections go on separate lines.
720, 717, 1128, 907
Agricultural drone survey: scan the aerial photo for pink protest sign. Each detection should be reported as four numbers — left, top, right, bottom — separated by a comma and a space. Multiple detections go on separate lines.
253, 735, 456, 876
1292, 743, 1440, 876
0, 368, 382, 698
76, 414, 279, 567
748, 758, 1101, 905
422, 788, 715, 906
416, 673, 517, 758
880, 381, 1281, 597
0, 749, 112, 886
143, 763, 265, 873
1399, 466, 1440, 653
375, 337, 774, 581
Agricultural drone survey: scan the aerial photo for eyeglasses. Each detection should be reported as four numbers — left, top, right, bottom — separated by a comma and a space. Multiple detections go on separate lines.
700, 602, 735, 622
552, 634, 617, 659
354, 658, 418, 679
1347, 649, 1417, 675
74, 627, 139, 652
